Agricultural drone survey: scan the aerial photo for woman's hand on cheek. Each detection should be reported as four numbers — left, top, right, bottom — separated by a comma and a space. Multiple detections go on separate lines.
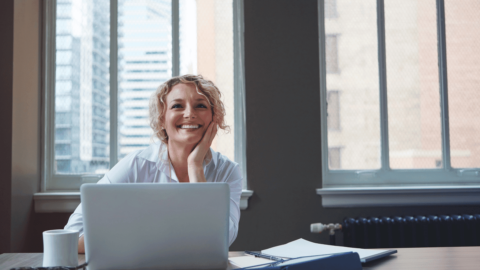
187, 121, 217, 168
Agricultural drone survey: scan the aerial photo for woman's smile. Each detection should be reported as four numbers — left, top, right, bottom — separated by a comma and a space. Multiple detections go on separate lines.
178, 124, 201, 129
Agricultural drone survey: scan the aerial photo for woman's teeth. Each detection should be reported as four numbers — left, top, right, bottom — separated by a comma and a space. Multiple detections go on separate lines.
180, 125, 199, 129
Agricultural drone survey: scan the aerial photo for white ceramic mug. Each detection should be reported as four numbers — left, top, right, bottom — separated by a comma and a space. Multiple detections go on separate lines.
43, 229, 79, 267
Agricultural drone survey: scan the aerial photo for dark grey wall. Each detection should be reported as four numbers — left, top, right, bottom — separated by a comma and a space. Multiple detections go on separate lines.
231, 0, 324, 250
0, 0, 14, 255
230, 0, 480, 251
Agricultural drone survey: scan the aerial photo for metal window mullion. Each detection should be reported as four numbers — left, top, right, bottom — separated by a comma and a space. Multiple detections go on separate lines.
43, 0, 57, 191
233, 0, 248, 189
318, 0, 330, 184
110, 0, 118, 168
376, 0, 390, 171
436, 0, 451, 170
172, 0, 180, 76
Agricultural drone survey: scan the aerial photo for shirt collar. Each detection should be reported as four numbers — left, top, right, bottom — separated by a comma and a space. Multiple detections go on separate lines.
137, 142, 217, 180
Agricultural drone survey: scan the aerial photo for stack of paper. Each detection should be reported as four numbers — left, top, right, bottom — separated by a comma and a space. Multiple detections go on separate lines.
261, 238, 396, 263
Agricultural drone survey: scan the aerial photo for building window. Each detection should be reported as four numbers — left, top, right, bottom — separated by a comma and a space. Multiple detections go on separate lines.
327, 90, 340, 130
328, 147, 341, 169
43, 0, 247, 190
325, 34, 339, 73
324, 0, 337, 19
320, 0, 480, 186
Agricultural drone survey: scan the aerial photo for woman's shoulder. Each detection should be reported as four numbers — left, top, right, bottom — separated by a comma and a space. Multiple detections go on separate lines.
209, 148, 241, 178
210, 148, 238, 168
134, 141, 164, 163
208, 149, 242, 186
105, 142, 165, 183
114, 142, 164, 169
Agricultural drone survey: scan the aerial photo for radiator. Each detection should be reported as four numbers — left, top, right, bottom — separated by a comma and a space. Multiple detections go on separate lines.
342, 214, 480, 248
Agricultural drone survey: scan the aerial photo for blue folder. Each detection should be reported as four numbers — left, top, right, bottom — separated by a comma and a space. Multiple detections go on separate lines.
237, 252, 362, 270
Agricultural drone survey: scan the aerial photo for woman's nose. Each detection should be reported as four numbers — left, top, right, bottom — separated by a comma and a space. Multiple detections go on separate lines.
184, 105, 196, 118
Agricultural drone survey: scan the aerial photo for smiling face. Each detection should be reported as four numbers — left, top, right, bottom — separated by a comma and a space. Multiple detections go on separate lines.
163, 83, 213, 146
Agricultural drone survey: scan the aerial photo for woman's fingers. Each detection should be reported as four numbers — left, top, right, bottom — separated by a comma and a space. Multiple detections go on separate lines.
203, 121, 216, 145
208, 124, 217, 145
187, 122, 217, 167
195, 121, 216, 151
192, 122, 214, 154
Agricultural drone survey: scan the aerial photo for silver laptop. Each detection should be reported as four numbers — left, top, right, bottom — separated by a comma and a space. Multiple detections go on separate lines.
81, 183, 229, 270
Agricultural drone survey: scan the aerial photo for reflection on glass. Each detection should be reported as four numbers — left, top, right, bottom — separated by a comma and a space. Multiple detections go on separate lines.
325, 0, 380, 170
180, 0, 235, 162
445, 0, 480, 168
385, 0, 442, 169
117, 0, 172, 160
55, 0, 110, 174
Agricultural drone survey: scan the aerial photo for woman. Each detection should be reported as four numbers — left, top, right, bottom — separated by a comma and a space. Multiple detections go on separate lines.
65, 75, 243, 253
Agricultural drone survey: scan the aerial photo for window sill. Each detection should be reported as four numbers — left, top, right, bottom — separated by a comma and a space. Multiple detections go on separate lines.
34, 189, 254, 213
316, 186, 480, 207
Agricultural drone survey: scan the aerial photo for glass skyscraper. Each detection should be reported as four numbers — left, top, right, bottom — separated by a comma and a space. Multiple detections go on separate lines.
118, 0, 171, 159
55, 0, 110, 174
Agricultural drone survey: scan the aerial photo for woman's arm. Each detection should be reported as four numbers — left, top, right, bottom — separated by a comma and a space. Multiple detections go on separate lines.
188, 165, 206, 183
78, 235, 85, 254
227, 173, 242, 246
64, 210, 85, 254
64, 151, 139, 253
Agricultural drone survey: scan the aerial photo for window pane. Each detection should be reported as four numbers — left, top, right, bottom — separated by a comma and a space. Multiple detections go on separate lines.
118, 0, 172, 159
180, 0, 235, 162
385, 0, 442, 169
445, 0, 480, 168
325, 0, 381, 170
328, 147, 341, 169
325, 0, 338, 19
326, 35, 339, 73
327, 90, 340, 130
54, 0, 110, 175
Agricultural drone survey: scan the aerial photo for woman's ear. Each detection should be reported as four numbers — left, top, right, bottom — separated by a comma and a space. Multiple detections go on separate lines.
159, 117, 166, 132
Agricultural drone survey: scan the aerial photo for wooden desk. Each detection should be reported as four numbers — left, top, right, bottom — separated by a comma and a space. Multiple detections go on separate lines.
2, 247, 480, 269
362, 246, 480, 270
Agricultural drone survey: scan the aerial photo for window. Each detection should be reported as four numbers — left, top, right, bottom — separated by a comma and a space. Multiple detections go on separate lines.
328, 147, 341, 169
327, 90, 340, 130
325, 34, 339, 73
324, 0, 337, 19
318, 0, 480, 205
43, 0, 246, 191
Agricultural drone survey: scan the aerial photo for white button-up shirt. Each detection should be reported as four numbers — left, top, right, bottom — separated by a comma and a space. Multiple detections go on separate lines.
65, 142, 243, 246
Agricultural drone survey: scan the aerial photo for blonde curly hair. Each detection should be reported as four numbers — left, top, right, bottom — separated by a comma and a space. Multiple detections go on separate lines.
149, 74, 230, 144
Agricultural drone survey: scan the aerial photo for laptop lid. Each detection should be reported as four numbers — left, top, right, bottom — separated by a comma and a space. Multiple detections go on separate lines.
81, 183, 229, 270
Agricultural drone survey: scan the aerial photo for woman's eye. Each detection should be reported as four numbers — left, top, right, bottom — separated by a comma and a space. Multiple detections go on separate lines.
172, 104, 182, 109
197, 104, 207, 108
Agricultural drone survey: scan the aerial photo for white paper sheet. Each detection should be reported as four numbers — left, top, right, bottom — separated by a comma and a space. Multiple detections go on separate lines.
228, 256, 275, 268
261, 238, 396, 263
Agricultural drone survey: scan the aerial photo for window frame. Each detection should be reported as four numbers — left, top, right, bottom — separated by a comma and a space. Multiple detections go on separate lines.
41, 0, 248, 191
317, 0, 480, 206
